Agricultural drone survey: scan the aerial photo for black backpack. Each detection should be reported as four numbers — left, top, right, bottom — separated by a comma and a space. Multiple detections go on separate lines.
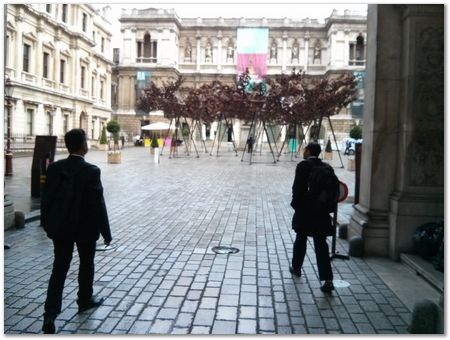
41, 164, 88, 239
307, 162, 340, 214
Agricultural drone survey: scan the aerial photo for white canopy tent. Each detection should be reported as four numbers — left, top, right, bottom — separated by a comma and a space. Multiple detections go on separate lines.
141, 122, 175, 131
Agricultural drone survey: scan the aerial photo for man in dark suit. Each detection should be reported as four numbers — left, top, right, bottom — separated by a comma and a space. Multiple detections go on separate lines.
41, 129, 112, 334
290, 142, 334, 293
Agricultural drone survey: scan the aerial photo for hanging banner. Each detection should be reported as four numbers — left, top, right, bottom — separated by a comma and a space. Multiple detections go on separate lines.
136, 70, 151, 114
236, 28, 269, 79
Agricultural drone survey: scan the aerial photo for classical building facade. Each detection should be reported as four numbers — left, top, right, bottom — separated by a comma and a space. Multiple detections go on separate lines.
5, 4, 113, 147
112, 8, 367, 146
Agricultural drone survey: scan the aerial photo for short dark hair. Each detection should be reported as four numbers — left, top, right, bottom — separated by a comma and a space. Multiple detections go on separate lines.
64, 129, 86, 154
305, 142, 321, 157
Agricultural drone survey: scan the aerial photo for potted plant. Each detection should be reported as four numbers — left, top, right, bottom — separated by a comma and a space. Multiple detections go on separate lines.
99, 126, 108, 151
106, 120, 121, 164
150, 132, 160, 163
324, 137, 333, 160
347, 124, 362, 171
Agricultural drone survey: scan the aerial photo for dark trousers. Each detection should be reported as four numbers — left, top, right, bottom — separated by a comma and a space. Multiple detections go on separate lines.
44, 239, 96, 316
292, 233, 333, 281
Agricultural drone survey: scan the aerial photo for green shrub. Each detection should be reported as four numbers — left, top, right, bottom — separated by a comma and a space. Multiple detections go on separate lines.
325, 138, 332, 152
349, 124, 362, 140
106, 120, 121, 150
151, 132, 159, 148
100, 126, 107, 144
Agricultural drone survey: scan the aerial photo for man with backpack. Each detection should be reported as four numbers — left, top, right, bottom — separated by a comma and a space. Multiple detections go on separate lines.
41, 129, 112, 333
290, 142, 339, 293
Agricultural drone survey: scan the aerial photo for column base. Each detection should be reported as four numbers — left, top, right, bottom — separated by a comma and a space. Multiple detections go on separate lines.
349, 204, 390, 257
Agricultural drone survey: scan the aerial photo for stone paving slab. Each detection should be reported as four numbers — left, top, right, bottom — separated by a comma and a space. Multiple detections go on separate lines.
4, 147, 411, 334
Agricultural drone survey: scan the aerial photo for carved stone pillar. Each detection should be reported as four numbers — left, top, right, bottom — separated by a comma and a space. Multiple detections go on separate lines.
196, 34, 201, 72
217, 31, 222, 72
282, 32, 288, 72
348, 4, 444, 259
304, 33, 310, 72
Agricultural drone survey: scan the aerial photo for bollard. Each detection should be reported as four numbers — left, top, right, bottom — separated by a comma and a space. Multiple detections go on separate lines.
348, 235, 364, 257
408, 299, 441, 334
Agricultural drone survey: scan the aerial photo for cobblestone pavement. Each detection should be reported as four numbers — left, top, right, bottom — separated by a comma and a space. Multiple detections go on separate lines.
4, 147, 411, 334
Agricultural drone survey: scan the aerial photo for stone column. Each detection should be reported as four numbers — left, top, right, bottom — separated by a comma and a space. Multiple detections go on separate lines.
15, 9, 24, 75
304, 33, 310, 73
130, 28, 137, 65
282, 31, 288, 72
54, 31, 61, 85
217, 31, 222, 72
348, 4, 444, 259
196, 34, 201, 72
344, 29, 350, 66
36, 19, 44, 86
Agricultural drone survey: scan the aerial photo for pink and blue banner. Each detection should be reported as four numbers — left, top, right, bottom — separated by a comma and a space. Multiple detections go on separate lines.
236, 28, 269, 79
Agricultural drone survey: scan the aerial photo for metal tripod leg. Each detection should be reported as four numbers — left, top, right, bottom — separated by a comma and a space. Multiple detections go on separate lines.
330, 205, 349, 260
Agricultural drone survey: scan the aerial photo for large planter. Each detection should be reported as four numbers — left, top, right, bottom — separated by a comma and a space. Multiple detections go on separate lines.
324, 151, 333, 160
98, 144, 108, 151
107, 152, 121, 164
347, 158, 355, 171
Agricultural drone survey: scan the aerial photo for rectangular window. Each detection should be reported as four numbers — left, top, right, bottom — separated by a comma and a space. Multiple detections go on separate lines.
82, 13, 87, 32
62, 4, 67, 23
92, 30, 95, 42
113, 48, 120, 64
60, 59, 65, 83
23, 43, 30, 73
63, 115, 68, 133
152, 41, 157, 61
91, 76, 95, 96
47, 112, 53, 135
26, 109, 34, 136
91, 120, 95, 139
43, 52, 49, 78
137, 42, 142, 58
81, 66, 86, 89
101, 37, 105, 52
100, 80, 104, 99
46, 4, 51, 13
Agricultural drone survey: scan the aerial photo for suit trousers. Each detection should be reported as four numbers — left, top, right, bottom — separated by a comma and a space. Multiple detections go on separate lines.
292, 233, 333, 281
44, 239, 96, 316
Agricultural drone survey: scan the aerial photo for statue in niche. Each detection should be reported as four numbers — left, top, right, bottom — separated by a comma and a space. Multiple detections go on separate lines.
270, 42, 277, 61
227, 44, 234, 62
184, 42, 192, 61
313, 42, 321, 64
291, 43, 299, 62
205, 42, 212, 62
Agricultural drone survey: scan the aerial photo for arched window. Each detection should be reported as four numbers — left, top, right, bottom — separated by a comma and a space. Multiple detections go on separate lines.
144, 33, 151, 60
137, 33, 157, 63
356, 35, 365, 61
349, 34, 365, 66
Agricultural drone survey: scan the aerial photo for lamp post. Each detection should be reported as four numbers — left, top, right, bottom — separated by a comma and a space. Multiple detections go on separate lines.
5, 77, 14, 176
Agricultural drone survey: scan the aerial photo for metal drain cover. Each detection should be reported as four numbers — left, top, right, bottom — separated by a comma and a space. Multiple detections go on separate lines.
333, 279, 351, 288
211, 246, 240, 254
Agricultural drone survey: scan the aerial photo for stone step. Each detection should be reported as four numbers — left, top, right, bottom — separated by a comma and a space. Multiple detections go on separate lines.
400, 253, 444, 293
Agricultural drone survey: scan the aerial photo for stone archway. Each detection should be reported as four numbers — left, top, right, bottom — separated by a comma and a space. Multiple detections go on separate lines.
348, 5, 444, 259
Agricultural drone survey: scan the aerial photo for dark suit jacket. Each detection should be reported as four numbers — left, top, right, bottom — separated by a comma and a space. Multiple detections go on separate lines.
290, 157, 333, 237
41, 155, 112, 243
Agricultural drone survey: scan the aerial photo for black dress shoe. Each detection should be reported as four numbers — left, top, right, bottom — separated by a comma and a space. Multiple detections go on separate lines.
77, 296, 105, 313
320, 281, 335, 293
289, 266, 301, 277
42, 314, 56, 334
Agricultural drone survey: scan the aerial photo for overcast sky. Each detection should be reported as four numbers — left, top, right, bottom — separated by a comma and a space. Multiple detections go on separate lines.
99, 2, 368, 48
